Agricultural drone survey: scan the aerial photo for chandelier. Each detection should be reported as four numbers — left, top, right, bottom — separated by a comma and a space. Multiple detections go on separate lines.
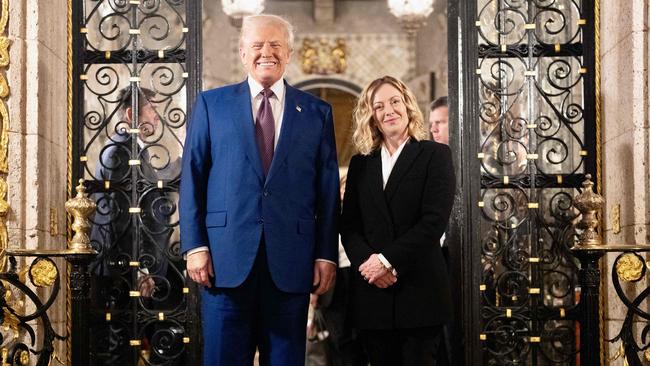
221, 0, 265, 25
387, 0, 434, 35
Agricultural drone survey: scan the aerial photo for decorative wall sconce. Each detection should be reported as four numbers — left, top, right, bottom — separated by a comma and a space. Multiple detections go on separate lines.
387, 0, 434, 35
221, 0, 265, 27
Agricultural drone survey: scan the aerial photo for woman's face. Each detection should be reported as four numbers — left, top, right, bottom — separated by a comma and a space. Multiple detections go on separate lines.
372, 83, 409, 140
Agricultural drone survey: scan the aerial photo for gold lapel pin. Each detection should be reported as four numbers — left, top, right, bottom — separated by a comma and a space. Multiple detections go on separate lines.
296, 106, 302, 112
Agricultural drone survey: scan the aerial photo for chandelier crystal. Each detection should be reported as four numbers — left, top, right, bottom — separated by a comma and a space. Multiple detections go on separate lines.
387, 0, 434, 35
221, 0, 265, 21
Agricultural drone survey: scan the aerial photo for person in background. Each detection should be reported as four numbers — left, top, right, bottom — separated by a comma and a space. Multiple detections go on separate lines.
180, 14, 340, 366
429, 95, 453, 366
341, 76, 455, 366
429, 96, 448, 145
90, 86, 182, 364
429, 96, 450, 257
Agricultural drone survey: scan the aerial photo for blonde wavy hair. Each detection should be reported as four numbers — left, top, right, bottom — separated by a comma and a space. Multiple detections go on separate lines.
352, 76, 428, 155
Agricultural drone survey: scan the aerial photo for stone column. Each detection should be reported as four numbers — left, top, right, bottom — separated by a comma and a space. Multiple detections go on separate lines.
6, 0, 70, 361
601, 0, 650, 360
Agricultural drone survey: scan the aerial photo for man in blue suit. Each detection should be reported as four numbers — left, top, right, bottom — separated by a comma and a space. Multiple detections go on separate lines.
179, 14, 340, 366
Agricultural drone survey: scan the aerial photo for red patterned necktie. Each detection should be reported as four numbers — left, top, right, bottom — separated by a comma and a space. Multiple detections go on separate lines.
255, 88, 275, 175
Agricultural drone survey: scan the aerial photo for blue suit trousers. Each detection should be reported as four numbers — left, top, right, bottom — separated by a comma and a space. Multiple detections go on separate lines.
201, 241, 309, 366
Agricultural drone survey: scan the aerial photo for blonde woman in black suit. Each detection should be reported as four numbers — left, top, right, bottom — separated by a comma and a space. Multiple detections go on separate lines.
340, 76, 455, 366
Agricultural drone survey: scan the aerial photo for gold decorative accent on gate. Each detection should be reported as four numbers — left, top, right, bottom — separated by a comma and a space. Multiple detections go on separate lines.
64, 179, 97, 253
615, 253, 643, 282
574, 174, 605, 248
18, 350, 28, 365
30, 258, 58, 287
299, 38, 347, 75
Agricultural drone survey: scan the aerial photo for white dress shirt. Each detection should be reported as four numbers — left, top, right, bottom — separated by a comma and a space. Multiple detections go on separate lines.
380, 139, 409, 189
377, 138, 409, 274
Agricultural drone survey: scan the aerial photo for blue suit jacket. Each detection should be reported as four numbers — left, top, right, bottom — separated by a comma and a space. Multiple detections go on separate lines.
179, 80, 340, 293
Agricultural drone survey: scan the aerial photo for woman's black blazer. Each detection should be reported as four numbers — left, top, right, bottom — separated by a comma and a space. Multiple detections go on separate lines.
341, 139, 455, 329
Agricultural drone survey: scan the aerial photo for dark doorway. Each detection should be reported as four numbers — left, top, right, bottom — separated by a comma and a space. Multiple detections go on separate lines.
303, 87, 359, 169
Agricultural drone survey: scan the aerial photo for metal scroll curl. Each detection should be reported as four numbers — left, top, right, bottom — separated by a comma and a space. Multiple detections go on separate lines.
0, 256, 67, 366
609, 252, 650, 365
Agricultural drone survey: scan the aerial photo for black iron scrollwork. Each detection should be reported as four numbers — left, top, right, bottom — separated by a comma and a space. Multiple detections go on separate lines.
476, 0, 588, 364
608, 252, 650, 366
0, 256, 67, 366
77, 1, 192, 365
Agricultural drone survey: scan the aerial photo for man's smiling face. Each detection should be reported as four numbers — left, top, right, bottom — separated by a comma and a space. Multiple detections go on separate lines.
239, 23, 292, 88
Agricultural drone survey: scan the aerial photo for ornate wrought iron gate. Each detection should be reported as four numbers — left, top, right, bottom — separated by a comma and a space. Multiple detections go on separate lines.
70, 1, 202, 364
448, 0, 598, 364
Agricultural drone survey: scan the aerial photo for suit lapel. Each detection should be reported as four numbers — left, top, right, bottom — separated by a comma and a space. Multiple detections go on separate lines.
368, 151, 393, 226
265, 82, 297, 185
384, 140, 422, 202
232, 80, 264, 183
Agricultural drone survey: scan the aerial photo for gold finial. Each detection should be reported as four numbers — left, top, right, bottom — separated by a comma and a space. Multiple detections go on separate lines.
574, 174, 605, 247
64, 179, 96, 253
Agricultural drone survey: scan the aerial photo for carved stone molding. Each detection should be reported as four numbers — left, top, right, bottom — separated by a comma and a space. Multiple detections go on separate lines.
0, 0, 10, 273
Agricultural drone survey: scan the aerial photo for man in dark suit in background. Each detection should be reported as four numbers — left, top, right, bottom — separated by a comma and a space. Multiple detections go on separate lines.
90, 86, 182, 364
179, 14, 340, 366
429, 96, 450, 260
429, 96, 449, 146
429, 95, 452, 366
91, 86, 167, 297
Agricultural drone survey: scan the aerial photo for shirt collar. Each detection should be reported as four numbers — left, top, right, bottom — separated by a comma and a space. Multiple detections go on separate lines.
381, 137, 410, 158
247, 76, 285, 104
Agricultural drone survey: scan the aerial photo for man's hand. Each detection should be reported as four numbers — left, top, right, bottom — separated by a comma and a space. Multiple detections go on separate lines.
312, 261, 336, 295
359, 254, 390, 284
138, 275, 156, 297
187, 251, 214, 287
